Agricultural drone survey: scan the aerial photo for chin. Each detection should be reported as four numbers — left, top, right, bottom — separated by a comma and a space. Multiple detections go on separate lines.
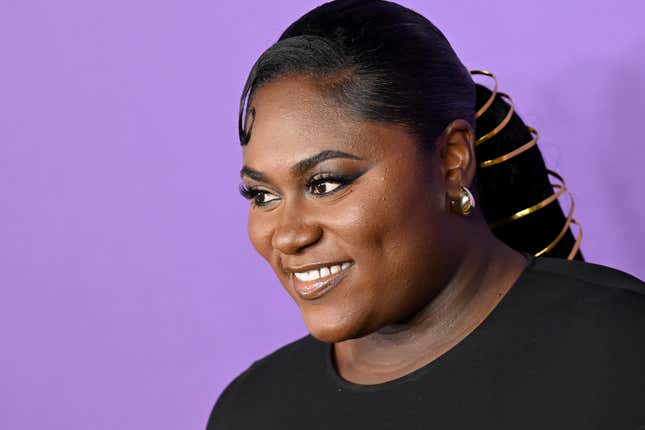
299, 306, 372, 343
305, 323, 355, 343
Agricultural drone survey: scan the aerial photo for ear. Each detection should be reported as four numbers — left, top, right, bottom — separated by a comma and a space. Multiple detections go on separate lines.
436, 119, 476, 201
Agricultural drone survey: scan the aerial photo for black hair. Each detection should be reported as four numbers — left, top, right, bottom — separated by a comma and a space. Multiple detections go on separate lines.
238, 0, 582, 260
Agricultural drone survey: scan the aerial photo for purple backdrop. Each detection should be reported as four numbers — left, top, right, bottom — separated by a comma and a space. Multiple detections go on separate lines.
1, 0, 643, 428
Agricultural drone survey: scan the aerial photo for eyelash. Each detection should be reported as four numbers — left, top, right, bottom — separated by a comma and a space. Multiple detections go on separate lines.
239, 173, 361, 207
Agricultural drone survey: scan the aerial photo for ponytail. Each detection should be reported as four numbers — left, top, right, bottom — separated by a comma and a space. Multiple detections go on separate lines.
472, 72, 583, 260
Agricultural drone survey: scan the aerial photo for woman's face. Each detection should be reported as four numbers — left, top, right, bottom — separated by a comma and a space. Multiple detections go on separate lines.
241, 75, 465, 342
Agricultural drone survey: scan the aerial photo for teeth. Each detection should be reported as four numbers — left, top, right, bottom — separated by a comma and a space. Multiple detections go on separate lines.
294, 261, 352, 282
294, 272, 310, 281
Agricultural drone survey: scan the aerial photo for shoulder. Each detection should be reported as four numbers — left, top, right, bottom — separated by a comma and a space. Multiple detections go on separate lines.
206, 335, 325, 429
529, 256, 645, 295
512, 256, 645, 349
511, 258, 645, 394
520, 257, 645, 308
484, 258, 645, 426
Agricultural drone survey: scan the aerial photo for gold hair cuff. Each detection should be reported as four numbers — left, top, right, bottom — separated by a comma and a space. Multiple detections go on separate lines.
534, 194, 582, 260
534, 187, 574, 256
488, 169, 582, 260
489, 170, 566, 229
472, 68, 583, 260
471, 70, 498, 119
475, 92, 514, 146
471, 70, 535, 167
566, 219, 583, 260
479, 126, 538, 168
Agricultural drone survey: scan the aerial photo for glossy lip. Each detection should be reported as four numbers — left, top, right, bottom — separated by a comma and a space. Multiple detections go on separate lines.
289, 261, 354, 300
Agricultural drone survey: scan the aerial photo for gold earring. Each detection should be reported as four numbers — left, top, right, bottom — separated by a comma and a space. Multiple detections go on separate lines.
449, 186, 476, 216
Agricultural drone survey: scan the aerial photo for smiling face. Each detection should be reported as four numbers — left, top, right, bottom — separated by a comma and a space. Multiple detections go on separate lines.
240, 75, 469, 342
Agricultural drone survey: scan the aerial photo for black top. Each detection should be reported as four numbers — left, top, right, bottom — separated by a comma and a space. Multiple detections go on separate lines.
207, 256, 645, 429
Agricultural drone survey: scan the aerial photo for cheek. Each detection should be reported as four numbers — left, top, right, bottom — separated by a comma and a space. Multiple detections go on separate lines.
319, 181, 430, 298
326, 173, 441, 257
322, 172, 448, 316
247, 210, 274, 261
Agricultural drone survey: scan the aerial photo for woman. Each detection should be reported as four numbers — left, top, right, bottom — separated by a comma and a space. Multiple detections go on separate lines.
208, 0, 645, 428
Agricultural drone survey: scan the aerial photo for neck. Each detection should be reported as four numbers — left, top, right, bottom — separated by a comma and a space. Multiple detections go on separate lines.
333, 225, 528, 385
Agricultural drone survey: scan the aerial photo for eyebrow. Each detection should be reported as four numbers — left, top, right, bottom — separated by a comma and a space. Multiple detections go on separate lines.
240, 150, 363, 181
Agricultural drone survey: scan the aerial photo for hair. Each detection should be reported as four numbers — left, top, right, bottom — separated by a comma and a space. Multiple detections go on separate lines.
237, 0, 582, 260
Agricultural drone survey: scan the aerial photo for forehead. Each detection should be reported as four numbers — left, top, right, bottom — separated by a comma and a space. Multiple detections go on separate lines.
242, 76, 418, 167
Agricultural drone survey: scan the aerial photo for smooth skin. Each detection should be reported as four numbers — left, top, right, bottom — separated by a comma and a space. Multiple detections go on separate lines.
240, 74, 528, 385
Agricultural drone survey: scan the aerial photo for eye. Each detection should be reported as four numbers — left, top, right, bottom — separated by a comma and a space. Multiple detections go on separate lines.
309, 180, 343, 195
239, 184, 280, 207
306, 173, 355, 196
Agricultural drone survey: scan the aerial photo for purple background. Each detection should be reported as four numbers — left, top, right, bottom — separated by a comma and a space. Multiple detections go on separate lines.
1, 0, 643, 428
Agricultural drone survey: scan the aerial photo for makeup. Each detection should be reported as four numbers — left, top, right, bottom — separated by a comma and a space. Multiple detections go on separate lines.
239, 170, 367, 207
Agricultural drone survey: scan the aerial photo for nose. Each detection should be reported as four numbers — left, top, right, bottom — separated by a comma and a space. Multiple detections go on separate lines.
271, 203, 322, 255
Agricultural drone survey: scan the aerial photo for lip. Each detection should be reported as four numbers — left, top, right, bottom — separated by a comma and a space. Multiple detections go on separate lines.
289, 262, 354, 300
